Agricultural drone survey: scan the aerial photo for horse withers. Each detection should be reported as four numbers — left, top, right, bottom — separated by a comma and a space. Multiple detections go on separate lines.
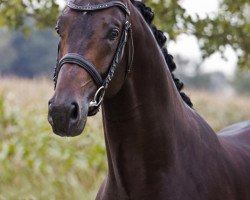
48, 0, 250, 199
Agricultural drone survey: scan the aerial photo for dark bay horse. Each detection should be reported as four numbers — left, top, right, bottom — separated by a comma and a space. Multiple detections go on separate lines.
48, 0, 250, 199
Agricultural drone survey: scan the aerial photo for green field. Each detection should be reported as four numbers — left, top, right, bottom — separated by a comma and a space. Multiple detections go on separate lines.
0, 77, 250, 200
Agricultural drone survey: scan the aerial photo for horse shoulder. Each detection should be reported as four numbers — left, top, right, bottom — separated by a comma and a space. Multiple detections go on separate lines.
216, 121, 250, 199
218, 121, 250, 146
218, 121, 250, 157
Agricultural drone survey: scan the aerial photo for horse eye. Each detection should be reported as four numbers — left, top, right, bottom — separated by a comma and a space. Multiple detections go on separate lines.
109, 29, 119, 40
55, 26, 60, 36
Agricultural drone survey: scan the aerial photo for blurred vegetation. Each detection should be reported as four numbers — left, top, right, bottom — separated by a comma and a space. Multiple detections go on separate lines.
0, 29, 58, 77
233, 70, 250, 95
0, 0, 249, 70
0, 77, 250, 199
0, 78, 107, 200
143, 0, 250, 69
173, 55, 250, 94
0, 0, 59, 31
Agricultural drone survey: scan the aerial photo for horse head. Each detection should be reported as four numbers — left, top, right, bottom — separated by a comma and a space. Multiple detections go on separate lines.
48, 0, 133, 136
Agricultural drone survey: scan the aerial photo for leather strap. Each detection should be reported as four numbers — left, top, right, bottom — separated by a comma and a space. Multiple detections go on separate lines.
103, 19, 131, 88
67, 0, 130, 15
58, 53, 103, 88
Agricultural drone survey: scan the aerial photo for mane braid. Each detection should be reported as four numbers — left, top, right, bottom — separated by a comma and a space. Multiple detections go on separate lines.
131, 0, 193, 108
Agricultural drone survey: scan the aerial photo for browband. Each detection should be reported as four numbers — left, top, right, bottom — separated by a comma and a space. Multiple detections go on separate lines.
67, 0, 130, 15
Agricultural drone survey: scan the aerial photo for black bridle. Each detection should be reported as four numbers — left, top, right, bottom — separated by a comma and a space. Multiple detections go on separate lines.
53, 0, 133, 116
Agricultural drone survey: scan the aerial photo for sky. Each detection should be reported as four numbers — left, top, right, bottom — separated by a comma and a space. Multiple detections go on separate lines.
56, 0, 237, 77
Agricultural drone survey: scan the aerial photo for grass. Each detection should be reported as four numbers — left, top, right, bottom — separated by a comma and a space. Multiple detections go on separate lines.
190, 89, 250, 131
0, 77, 249, 200
0, 77, 106, 200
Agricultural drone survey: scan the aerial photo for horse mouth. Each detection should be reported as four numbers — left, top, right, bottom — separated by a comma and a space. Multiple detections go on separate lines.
48, 100, 88, 137
49, 117, 87, 137
88, 106, 100, 116
52, 129, 82, 137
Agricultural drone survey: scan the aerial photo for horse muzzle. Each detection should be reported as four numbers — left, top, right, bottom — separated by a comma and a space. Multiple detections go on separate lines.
48, 97, 87, 137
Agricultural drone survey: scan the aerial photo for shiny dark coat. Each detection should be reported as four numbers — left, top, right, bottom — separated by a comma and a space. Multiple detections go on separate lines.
48, 1, 250, 199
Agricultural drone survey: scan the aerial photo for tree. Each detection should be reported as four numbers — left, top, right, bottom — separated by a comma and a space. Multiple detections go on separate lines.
0, 0, 60, 34
0, 29, 58, 77
143, 0, 250, 69
0, 0, 249, 69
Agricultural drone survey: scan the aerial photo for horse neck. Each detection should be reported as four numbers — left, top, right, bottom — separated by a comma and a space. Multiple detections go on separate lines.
101, 8, 221, 194
103, 9, 187, 131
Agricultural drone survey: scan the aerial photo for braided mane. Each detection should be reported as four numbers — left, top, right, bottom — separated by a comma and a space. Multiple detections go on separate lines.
131, 0, 193, 108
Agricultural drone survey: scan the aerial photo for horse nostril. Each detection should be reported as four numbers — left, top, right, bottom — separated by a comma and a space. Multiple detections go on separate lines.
48, 101, 54, 125
48, 98, 53, 106
48, 102, 52, 112
70, 102, 79, 120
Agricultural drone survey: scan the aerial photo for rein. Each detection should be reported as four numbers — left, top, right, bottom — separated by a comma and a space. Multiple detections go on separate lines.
53, 0, 133, 116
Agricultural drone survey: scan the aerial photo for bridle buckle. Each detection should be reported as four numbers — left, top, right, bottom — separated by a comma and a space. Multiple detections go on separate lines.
89, 86, 105, 108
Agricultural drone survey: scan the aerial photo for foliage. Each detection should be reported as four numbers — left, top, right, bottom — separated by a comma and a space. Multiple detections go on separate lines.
0, 0, 60, 33
190, 89, 250, 131
0, 77, 107, 200
0, 29, 58, 77
142, 0, 192, 40
0, 0, 249, 70
191, 0, 250, 69
180, 71, 229, 92
143, 0, 250, 69
0, 29, 17, 72
233, 70, 250, 94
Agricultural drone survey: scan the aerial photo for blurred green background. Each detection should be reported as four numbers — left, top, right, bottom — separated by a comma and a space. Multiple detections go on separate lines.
0, 0, 250, 199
